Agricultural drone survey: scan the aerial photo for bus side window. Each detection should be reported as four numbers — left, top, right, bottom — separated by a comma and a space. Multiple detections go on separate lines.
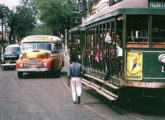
56, 43, 62, 50
53, 44, 56, 50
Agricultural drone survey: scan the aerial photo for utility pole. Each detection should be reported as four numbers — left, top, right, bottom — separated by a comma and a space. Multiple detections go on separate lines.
1, 16, 3, 48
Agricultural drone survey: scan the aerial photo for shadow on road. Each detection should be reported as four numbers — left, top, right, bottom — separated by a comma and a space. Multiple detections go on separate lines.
84, 88, 165, 117
21, 71, 67, 79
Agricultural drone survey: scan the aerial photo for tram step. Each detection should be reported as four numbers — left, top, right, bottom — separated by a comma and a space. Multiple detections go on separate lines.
82, 78, 117, 101
84, 74, 119, 90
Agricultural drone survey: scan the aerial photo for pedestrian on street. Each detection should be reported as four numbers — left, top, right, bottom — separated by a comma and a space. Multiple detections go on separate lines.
67, 55, 86, 104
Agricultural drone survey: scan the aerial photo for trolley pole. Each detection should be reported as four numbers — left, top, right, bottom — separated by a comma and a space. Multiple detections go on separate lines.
65, 29, 68, 56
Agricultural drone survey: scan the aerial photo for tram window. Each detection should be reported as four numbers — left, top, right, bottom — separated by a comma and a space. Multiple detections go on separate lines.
127, 15, 148, 44
152, 15, 165, 44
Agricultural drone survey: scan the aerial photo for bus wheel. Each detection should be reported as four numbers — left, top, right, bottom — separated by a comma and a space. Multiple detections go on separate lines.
18, 72, 23, 78
56, 70, 61, 77
62, 61, 64, 67
1, 66, 6, 70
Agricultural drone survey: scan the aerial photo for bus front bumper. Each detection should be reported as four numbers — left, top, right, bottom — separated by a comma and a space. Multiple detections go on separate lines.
1, 63, 16, 67
17, 68, 51, 72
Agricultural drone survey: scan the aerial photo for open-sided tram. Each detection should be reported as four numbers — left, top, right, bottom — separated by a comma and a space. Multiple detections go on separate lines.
69, 0, 165, 102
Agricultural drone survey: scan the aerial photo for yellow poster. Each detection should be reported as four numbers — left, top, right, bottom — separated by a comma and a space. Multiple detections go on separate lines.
126, 52, 143, 80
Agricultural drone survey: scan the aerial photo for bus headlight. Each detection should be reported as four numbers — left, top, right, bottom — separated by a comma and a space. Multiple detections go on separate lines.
43, 63, 48, 67
19, 63, 23, 68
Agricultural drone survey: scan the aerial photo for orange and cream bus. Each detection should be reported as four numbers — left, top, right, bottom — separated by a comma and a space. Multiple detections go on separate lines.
16, 35, 64, 78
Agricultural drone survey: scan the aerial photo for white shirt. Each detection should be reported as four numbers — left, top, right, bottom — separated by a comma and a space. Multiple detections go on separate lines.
105, 35, 112, 44
116, 46, 123, 57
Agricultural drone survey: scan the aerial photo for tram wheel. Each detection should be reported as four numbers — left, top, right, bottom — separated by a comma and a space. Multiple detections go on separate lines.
18, 72, 23, 78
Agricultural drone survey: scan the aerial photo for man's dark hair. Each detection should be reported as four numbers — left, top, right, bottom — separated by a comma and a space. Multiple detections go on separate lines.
70, 55, 77, 63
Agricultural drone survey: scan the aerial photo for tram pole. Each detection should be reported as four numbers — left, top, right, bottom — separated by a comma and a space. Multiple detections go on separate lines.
65, 29, 68, 56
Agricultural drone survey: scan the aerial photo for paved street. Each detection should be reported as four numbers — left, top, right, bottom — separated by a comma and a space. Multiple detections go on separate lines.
0, 61, 165, 120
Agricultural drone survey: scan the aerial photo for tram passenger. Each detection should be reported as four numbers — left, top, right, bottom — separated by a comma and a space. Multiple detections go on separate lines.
116, 34, 121, 46
104, 31, 112, 81
105, 31, 112, 44
67, 55, 86, 104
116, 34, 123, 64
116, 35, 123, 77
104, 34, 123, 81
116, 44, 123, 63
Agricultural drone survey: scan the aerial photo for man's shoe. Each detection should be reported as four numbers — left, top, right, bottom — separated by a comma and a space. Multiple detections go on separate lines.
78, 96, 81, 104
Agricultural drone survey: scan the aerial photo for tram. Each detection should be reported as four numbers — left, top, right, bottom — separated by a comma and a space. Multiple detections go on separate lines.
69, 0, 165, 101
16, 35, 64, 78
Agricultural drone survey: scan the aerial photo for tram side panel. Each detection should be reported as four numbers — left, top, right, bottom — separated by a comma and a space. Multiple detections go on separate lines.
123, 49, 165, 97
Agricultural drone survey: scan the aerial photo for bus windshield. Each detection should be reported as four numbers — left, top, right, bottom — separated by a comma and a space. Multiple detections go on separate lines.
22, 42, 51, 51
5, 47, 20, 54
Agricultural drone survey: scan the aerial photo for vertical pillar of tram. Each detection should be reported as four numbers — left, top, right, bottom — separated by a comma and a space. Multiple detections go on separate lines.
149, 15, 152, 48
122, 14, 126, 81
80, 27, 83, 65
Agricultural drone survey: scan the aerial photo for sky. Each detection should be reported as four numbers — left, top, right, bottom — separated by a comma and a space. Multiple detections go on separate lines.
0, 0, 20, 9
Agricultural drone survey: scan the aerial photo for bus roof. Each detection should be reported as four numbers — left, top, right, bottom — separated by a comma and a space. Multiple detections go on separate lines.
6, 44, 20, 48
21, 35, 62, 43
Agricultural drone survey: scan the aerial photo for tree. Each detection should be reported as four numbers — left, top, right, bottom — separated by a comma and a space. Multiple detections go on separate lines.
30, 24, 52, 35
36, 0, 79, 36
14, 6, 36, 41
20, 0, 39, 16
0, 4, 11, 46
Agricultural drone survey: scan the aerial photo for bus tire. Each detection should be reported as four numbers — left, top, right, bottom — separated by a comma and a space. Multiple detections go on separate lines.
62, 61, 64, 67
56, 70, 61, 77
18, 72, 23, 78
1, 66, 6, 70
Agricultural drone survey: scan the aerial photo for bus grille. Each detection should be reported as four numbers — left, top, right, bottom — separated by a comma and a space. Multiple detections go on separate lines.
24, 60, 43, 68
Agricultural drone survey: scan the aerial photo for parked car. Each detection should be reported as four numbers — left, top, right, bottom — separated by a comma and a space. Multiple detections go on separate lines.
1, 44, 20, 70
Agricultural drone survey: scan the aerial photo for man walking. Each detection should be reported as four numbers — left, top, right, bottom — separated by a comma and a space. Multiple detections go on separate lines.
67, 55, 86, 104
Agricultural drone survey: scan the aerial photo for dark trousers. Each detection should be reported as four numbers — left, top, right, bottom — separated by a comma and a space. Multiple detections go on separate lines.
104, 58, 111, 81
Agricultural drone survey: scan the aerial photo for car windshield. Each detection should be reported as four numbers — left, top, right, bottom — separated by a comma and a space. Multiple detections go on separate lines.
22, 42, 52, 51
5, 47, 20, 54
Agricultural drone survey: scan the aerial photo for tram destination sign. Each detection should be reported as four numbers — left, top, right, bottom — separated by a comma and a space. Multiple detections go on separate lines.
149, 0, 165, 8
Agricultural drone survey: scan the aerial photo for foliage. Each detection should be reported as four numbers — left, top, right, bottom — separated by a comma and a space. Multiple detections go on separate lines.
36, 0, 79, 36
87, 0, 99, 14
0, 4, 12, 45
20, 0, 39, 16
87, 0, 93, 14
0, 1, 37, 43
30, 24, 52, 35
14, 6, 36, 39
0, 38, 8, 44
0, 4, 11, 23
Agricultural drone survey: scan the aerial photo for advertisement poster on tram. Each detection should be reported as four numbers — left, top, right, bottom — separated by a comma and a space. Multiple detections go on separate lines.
126, 52, 143, 80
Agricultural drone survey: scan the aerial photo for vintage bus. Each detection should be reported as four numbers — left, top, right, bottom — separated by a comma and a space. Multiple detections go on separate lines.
16, 35, 64, 78
69, 0, 165, 102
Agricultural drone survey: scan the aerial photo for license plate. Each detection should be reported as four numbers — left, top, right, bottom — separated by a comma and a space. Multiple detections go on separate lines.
31, 65, 36, 68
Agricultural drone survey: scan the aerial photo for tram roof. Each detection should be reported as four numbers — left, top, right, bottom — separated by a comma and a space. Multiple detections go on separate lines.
85, 8, 165, 26
69, 26, 85, 33
21, 35, 62, 43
